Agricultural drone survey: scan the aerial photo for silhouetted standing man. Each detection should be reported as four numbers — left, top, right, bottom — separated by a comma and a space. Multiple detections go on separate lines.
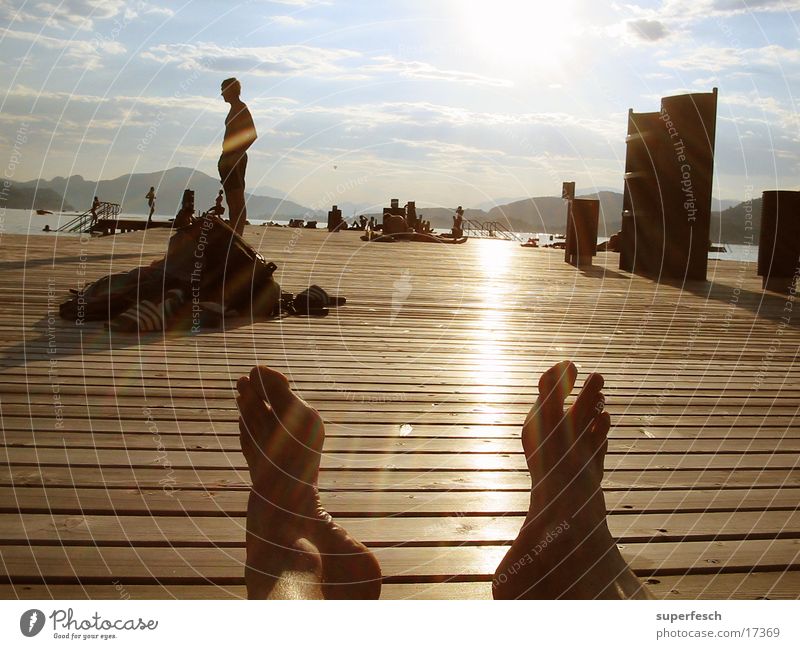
219, 77, 257, 235
90, 196, 100, 224
146, 186, 156, 223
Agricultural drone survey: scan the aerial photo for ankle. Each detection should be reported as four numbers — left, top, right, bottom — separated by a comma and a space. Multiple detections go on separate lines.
248, 485, 321, 533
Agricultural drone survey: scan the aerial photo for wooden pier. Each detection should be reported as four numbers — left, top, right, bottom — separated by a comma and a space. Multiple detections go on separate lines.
89, 218, 172, 236
1, 227, 799, 599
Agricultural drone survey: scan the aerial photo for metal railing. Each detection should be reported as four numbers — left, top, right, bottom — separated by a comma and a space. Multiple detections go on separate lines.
57, 202, 121, 233
462, 219, 522, 242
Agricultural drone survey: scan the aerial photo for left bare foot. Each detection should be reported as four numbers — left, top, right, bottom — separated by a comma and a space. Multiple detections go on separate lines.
237, 366, 382, 599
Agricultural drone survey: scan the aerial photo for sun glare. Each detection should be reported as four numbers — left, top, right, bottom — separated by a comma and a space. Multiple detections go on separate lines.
455, 0, 577, 70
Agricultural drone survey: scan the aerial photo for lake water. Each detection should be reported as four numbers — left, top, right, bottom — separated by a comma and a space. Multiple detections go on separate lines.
0, 208, 758, 263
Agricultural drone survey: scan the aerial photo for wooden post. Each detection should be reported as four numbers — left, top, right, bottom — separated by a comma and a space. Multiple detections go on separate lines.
619, 88, 717, 280
327, 204, 343, 232
564, 195, 599, 268
758, 190, 800, 292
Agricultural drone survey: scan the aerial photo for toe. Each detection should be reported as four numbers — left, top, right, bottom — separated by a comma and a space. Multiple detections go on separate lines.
237, 377, 277, 460
522, 362, 577, 459
570, 373, 605, 435
537, 361, 577, 398
250, 366, 294, 412
534, 361, 577, 419
589, 410, 611, 472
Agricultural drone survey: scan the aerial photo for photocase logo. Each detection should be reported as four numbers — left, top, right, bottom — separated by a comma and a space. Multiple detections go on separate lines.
20, 609, 45, 637
390, 269, 412, 324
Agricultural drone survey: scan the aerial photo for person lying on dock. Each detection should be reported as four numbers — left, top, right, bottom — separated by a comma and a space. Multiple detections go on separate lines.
236, 361, 653, 600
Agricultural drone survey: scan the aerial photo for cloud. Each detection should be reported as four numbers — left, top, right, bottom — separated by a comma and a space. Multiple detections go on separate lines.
263, 0, 330, 6
24, 0, 125, 30
141, 42, 363, 79
362, 57, 513, 88
0, 26, 126, 69
723, 91, 799, 135
270, 15, 303, 26
612, 0, 800, 46
0, 0, 173, 32
659, 43, 800, 72
626, 19, 669, 41
637, 0, 800, 21
141, 45, 517, 88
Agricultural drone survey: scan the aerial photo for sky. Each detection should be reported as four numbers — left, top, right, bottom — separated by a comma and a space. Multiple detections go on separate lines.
1, 0, 799, 210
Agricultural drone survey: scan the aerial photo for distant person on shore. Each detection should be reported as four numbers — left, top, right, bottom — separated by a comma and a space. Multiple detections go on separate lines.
212, 190, 226, 217
452, 206, 464, 238
359, 215, 367, 230
90, 196, 100, 223
219, 77, 257, 235
368, 216, 377, 230
146, 187, 156, 223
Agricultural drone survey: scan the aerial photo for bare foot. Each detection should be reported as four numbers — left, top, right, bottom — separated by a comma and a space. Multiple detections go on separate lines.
237, 366, 382, 599
493, 361, 652, 599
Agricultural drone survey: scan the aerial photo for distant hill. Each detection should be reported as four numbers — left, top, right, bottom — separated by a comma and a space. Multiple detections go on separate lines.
487, 191, 624, 235
2, 184, 74, 211
15, 167, 313, 219
711, 199, 762, 244
484, 191, 762, 243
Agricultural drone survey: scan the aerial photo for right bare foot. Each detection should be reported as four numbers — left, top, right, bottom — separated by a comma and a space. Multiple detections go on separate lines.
237, 366, 382, 599
493, 361, 652, 599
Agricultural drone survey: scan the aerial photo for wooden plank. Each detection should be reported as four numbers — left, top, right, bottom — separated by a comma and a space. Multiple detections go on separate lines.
3, 447, 799, 471
3, 511, 800, 546
3, 466, 798, 490
7, 431, 800, 454
3, 574, 800, 599
3, 486, 799, 517
4, 418, 799, 439
1, 539, 799, 582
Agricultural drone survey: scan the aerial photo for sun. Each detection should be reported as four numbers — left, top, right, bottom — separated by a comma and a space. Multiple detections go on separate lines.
454, 0, 578, 72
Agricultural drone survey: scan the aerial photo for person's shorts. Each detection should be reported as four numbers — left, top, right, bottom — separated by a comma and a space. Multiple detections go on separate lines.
218, 152, 247, 192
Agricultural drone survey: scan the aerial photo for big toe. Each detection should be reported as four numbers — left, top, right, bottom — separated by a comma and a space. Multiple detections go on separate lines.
534, 361, 577, 418
236, 375, 275, 465
249, 365, 324, 460
249, 366, 293, 412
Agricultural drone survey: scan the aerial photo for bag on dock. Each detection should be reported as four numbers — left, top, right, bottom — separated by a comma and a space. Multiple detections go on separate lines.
165, 213, 281, 318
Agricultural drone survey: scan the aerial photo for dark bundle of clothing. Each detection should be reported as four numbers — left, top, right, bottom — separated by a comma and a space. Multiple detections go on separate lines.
59, 214, 281, 333
59, 214, 346, 333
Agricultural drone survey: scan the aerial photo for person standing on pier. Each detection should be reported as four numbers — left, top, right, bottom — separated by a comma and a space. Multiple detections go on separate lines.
90, 196, 100, 224
218, 77, 257, 236
453, 206, 464, 238
146, 186, 156, 223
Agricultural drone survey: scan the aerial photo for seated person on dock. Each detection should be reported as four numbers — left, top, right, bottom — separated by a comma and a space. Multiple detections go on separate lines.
382, 213, 408, 236
236, 360, 652, 599
211, 190, 226, 217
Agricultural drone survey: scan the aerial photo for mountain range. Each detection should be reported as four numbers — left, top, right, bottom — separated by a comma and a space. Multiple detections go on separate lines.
9, 166, 763, 242
12, 167, 310, 219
